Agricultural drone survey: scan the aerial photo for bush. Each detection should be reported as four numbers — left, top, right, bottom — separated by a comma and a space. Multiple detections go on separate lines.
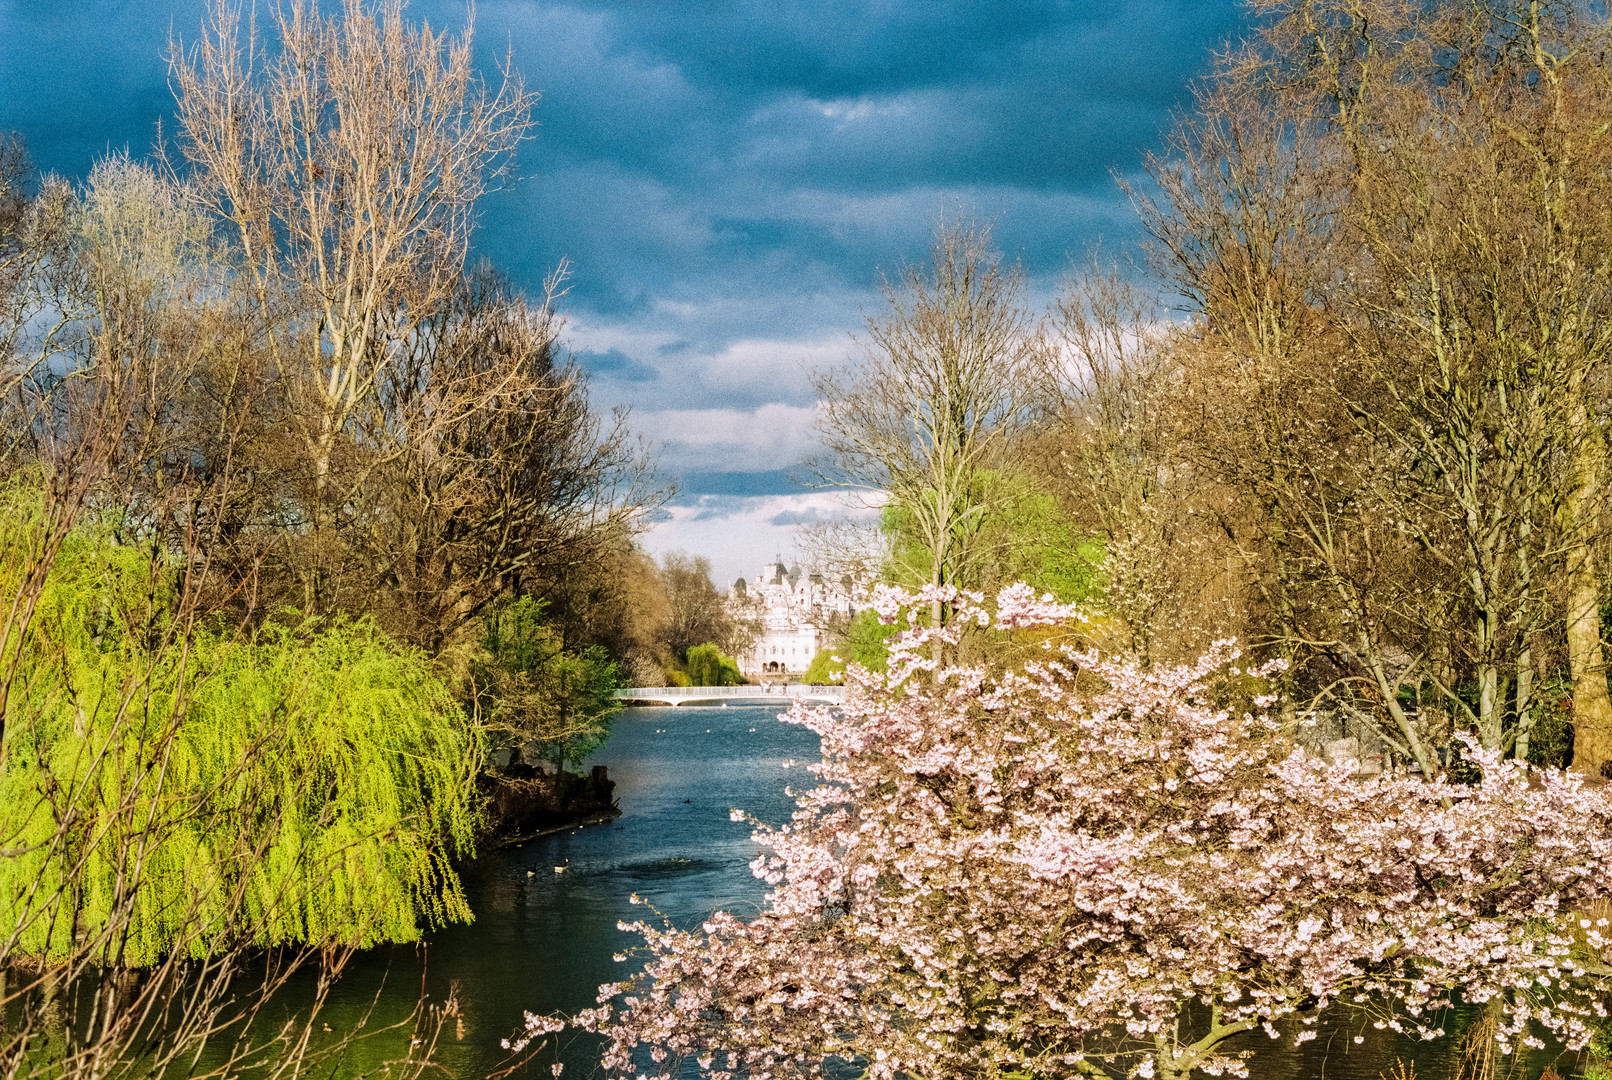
844, 607, 899, 672
801, 648, 843, 685
471, 595, 623, 770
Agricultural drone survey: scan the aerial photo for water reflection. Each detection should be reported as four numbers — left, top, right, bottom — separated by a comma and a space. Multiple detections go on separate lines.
319, 704, 816, 1078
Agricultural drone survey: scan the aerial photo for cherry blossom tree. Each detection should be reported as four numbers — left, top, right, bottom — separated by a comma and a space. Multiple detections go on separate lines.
520, 584, 1612, 1080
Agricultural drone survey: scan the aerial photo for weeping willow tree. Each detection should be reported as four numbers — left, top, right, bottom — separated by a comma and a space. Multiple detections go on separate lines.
0, 491, 480, 968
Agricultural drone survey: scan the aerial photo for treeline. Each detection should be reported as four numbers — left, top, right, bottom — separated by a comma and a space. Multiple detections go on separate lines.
0, 1, 665, 1073
532, 548, 761, 691
817, 0, 1612, 779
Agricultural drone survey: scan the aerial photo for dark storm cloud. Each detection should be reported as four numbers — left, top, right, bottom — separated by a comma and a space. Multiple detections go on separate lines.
1, 0, 1241, 327
454, 0, 1246, 318
0, 0, 209, 177
0, 0, 1246, 548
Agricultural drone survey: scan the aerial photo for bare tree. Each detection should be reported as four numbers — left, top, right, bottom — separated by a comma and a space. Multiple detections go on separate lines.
1257, 0, 1612, 769
791, 517, 886, 647
0, 191, 462, 1079
660, 551, 739, 665
362, 264, 660, 654
544, 533, 679, 686
1129, 39, 1454, 767
812, 222, 1048, 631
0, 135, 72, 436
1125, 0, 1612, 773
169, 0, 535, 612
793, 517, 890, 588
1047, 259, 1224, 665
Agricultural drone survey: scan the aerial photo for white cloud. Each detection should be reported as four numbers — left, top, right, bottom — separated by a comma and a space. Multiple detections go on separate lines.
641, 491, 880, 588
691, 337, 843, 402
567, 305, 850, 412
633, 402, 819, 473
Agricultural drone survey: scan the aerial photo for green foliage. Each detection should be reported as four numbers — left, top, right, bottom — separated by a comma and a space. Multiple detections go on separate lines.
472, 595, 623, 769
1584, 1009, 1612, 1080
0, 503, 479, 966
1523, 677, 1575, 770
880, 469, 1102, 603
846, 608, 899, 673
685, 643, 742, 687
802, 649, 844, 685
881, 500, 931, 588
989, 476, 1104, 603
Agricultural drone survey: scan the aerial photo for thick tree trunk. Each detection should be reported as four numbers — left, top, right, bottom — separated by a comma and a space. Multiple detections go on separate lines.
1565, 418, 1612, 774
1515, 640, 1534, 762
1566, 545, 1612, 773
1477, 661, 1501, 750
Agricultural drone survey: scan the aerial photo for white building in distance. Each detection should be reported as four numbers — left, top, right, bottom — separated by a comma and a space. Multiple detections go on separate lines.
733, 557, 866, 679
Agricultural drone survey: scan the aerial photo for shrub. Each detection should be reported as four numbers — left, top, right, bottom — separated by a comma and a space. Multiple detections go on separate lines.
685, 643, 742, 687
800, 649, 843, 685
471, 595, 623, 770
844, 607, 898, 672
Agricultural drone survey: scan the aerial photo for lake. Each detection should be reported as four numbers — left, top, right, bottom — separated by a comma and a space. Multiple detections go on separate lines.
297, 704, 1579, 1080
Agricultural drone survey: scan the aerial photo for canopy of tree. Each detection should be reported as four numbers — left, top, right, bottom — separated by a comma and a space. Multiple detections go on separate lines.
805, 1, 1612, 777
1079, 0, 1612, 775
684, 643, 743, 688
0, 486, 479, 966
0, 0, 663, 1068
800, 648, 843, 685
470, 595, 622, 769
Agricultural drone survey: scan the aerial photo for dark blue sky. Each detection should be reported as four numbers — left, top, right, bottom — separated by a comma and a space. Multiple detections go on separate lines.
0, 0, 1246, 581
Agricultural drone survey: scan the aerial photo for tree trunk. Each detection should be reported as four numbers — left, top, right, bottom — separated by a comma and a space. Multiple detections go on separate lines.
1477, 650, 1501, 749
1566, 549, 1612, 773
1514, 639, 1534, 763
1565, 429, 1612, 774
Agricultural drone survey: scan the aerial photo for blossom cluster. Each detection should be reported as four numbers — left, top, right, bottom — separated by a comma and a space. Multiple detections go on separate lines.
520, 583, 1612, 1079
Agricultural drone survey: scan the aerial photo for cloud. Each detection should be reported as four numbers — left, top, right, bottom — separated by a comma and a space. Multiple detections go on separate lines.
463, 0, 1242, 337
4, 0, 1245, 335
641, 490, 880, 588
0, 1, 210, 178
769, 507, 829, 527
3, 0, 1248, 572
634, 403, 819, 476
568, 315, 849, 414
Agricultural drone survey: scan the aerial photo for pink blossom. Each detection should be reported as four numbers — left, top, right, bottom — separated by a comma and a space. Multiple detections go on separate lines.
521, 586, 1612, 1079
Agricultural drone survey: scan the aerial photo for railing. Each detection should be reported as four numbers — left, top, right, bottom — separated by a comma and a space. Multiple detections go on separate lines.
613, 684, 847, 706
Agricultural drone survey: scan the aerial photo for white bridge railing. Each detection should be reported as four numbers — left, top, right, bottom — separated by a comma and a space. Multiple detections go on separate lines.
613, 684, 847, 706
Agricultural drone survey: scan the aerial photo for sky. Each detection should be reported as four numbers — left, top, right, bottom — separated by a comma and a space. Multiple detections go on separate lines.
0, 0, 1247, 587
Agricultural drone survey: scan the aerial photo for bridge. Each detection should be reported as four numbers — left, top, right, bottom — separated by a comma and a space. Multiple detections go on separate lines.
612, 684, 847, 707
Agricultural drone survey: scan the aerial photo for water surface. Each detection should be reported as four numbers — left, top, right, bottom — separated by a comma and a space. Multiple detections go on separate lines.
305, 705, 1578, 1080
323, 704, 817, 1077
